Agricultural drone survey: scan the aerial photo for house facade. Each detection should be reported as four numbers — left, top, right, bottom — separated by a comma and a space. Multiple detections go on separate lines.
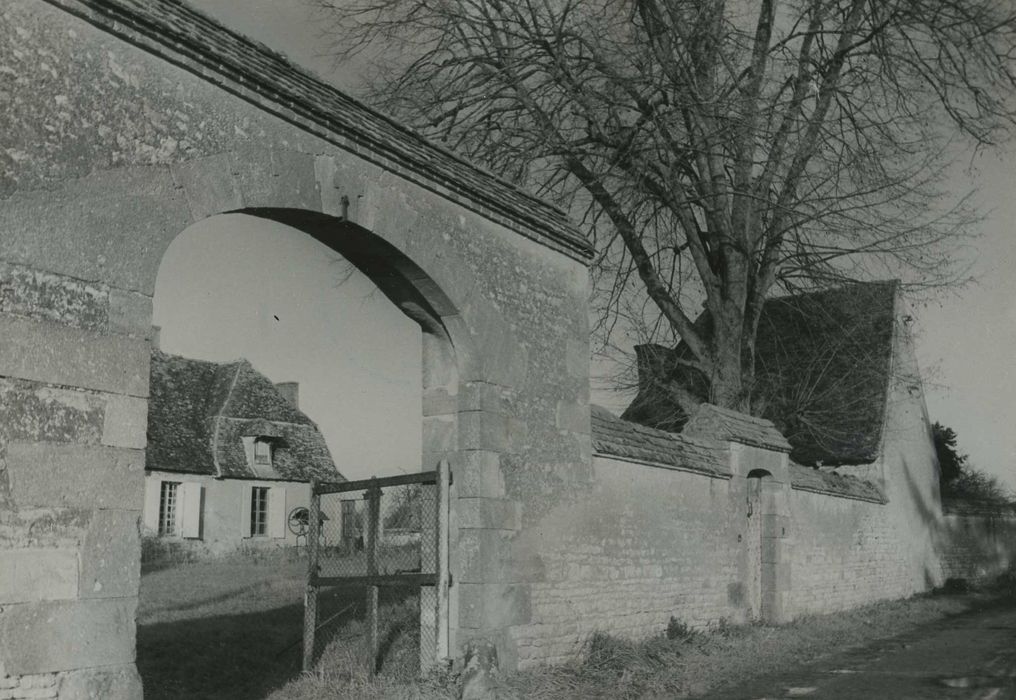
143, 351, 345, 554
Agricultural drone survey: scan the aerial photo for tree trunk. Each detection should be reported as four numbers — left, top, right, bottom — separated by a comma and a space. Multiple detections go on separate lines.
709, 304, 747, 411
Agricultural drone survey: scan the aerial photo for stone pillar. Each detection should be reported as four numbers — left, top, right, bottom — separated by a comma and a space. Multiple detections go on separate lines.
730, 443, 793, 624
0, 265, 150, 697
420, 330, 459, 663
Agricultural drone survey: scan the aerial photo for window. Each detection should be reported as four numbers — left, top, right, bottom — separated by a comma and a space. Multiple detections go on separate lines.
250, 486, 269, 536
254, 439, 272, 466
158, 481, 180, 536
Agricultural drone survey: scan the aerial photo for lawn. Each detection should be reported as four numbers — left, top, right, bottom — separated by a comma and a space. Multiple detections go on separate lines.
137, 555, 420, 700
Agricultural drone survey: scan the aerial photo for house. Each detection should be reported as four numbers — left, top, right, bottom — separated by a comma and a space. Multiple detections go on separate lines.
143, 350, 345, 554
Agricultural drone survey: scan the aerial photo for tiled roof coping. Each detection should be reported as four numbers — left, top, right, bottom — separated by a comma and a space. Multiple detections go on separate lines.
788, 463, 886, 504
591, 405, 731, 479
684, 403, 793, 453
47, 0, 593, 263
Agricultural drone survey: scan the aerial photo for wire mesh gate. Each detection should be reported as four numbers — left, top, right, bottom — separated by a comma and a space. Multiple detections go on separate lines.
303, 461, 450, 675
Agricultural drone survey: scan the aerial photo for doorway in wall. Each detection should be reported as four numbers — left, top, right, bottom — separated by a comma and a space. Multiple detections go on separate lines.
746, 470, 777, 622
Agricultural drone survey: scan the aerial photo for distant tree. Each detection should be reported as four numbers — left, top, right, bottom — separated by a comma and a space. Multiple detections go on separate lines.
933, 421, 966, 484
317, 0, 1016, 416
934, 422, 1011, 503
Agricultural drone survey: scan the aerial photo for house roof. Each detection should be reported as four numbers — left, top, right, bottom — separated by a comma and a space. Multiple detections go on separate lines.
146, 351, 342, 482
51, 0, 592, 263
591, 405, 731, 478
622, 281, 900, 466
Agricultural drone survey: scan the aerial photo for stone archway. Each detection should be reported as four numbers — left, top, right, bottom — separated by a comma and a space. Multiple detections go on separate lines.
3, 3, 592, 690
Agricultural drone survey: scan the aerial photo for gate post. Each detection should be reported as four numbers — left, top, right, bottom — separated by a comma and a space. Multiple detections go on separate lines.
419, 460, 451, 671
303, 479, 321, 671
437, 459, 451, 660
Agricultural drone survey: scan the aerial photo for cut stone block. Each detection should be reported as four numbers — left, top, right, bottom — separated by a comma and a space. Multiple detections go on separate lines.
0, 549, 78, 603
0, 599, 136, 674
58, 663, 143, 700
80, 510, 141, 599
6, 443, 145, 510
0, 315, 150, 397
101, 395, 148, 450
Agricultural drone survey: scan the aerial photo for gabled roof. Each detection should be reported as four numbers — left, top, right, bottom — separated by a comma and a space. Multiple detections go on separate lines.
622, 281, 900, 466
51, 0, 592, 263
591, 405, 730, 478
146, 351, 342, 482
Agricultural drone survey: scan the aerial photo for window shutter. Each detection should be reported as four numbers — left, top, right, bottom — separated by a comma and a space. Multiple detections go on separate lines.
241, 484, 253, 538
143, 477, 161, 533
268, 486, 287, 539
180, 482, 203, 539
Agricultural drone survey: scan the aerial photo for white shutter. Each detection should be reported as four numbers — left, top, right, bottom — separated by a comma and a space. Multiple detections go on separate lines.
143, 477, 161, 533
241, 484, 253, 538
180, 482, 203, 539
268, 486, 287, 539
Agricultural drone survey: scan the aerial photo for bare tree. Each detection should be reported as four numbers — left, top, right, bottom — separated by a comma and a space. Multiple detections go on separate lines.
317, 0, 1016, 414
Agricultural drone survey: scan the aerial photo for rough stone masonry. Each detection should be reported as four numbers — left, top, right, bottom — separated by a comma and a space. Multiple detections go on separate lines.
3, 1, 1014, 697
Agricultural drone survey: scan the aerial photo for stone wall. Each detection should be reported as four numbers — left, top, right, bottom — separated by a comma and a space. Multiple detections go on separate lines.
509, 454, 740, 667
939, 504, 1016, 582
0, 264, 148, 695
500, 429, 949, 669
787, 489, 906, 615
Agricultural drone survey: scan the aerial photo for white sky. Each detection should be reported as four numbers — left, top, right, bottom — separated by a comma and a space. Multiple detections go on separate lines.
181, 0, 1016, 489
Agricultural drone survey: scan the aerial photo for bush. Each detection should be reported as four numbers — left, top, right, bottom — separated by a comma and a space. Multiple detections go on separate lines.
666, 616, 695, 641
141, 536, 194, 564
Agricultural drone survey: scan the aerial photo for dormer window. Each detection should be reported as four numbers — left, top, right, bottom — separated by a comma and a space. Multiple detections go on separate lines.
254, 438, 272, 467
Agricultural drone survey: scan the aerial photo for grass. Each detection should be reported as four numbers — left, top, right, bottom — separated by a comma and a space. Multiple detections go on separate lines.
139, 556, 1016, 700
137, 551, 422, 700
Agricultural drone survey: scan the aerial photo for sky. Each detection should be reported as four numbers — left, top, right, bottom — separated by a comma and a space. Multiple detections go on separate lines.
178, 0, 1016, 489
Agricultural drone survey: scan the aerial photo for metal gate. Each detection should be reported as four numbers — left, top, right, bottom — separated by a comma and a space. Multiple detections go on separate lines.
302, 461, 450, 675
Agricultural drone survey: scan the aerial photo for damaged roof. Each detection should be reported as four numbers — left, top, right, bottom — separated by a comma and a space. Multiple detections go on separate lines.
622, 281, 900, 466
146, 350, 342, 482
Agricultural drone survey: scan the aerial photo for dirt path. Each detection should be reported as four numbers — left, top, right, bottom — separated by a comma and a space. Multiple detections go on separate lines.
709, 600, 1016, 699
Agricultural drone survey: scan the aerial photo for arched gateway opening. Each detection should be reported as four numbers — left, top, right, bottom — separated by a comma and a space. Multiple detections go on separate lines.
138, 209, 463, 696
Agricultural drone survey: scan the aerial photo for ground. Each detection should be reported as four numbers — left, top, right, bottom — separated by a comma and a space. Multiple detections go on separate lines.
138, 558, 1016, 699
137, 555, 419, 699
710, 601, 1016, 699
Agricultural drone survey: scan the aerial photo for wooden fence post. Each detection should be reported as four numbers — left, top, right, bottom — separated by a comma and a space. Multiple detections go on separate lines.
366, 479, 381, 674
303, 479, 320, 671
